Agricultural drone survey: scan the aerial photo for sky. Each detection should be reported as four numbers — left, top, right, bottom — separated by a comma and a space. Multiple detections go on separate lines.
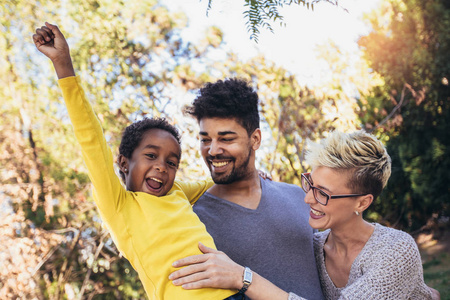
157, 0, 382, 170
160, 0, 381, 86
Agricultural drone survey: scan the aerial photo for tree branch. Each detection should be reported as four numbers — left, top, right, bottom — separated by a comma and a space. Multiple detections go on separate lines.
369, 83, 412, 133
80, 230, 110, 297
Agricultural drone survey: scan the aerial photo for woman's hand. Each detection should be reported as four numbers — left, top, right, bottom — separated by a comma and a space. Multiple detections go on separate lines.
429, 286, 440, 300
170, 242, 243, 290
258, 170, 272, 180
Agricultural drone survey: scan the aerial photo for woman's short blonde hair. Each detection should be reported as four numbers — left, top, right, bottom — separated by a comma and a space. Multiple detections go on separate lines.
305, 130, 391, 200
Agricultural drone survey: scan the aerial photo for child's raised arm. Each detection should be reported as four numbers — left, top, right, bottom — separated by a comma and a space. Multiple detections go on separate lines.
33, 22, 75, 79
32, 22, 125, 216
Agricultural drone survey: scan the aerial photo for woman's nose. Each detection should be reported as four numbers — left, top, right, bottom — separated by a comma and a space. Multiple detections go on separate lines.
303, 189, 316, 204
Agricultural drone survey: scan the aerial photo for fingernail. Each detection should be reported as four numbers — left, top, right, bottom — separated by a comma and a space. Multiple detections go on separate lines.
172, 261, 178, 267
168, 274, 173, 280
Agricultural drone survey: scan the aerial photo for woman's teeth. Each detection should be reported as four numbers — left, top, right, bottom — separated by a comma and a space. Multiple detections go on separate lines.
311, 208, 325, 216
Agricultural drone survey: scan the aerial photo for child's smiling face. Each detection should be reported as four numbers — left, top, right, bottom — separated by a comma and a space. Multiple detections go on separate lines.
120, 128, 181, 196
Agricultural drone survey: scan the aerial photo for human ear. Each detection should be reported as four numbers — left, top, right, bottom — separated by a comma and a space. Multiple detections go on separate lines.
250, 128, 262, 150
356, 194, 374, 213
118, 154, 129, 173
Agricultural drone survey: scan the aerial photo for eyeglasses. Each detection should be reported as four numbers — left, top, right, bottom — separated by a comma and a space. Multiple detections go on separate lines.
301, 173, 368, 206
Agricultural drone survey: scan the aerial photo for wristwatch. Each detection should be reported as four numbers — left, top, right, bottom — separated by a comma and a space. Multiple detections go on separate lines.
239, 267, 253, 294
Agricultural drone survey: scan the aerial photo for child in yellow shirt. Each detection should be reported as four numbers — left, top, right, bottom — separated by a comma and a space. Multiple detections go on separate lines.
33, 22, 236, 300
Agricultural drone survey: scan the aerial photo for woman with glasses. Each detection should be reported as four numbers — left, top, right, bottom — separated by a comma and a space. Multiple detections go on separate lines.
169, 130, 438, 299
294, 131, 436, 299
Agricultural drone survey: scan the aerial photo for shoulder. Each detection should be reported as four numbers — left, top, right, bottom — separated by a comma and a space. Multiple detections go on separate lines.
349, 224, 431, 298
369, 223, 420, 262
263, 178, 305, 195
375, 224, 417, 248
171, 180, 186, 192
262, 179, 307, 208
261, 179, 311, 217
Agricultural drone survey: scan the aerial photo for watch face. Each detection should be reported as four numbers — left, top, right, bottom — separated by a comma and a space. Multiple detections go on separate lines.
243, 267, 253, 283
239, 267, 253, 294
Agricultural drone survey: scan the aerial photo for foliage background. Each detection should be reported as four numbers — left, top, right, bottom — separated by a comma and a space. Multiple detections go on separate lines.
0, 0, 448, 298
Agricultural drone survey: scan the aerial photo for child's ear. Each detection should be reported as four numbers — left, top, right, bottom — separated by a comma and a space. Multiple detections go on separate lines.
118, 154, 129, 173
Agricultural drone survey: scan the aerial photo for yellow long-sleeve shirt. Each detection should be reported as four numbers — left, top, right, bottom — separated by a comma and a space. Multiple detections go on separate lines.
58, 76, 235, 300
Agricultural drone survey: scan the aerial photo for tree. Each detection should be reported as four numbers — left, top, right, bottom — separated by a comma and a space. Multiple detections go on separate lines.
204, 0, 339, 42
357, 0, 450, 230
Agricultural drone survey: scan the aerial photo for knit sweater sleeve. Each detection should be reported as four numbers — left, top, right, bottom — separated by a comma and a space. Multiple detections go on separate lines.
339, 230, 432, 300
288, 292, 308, 300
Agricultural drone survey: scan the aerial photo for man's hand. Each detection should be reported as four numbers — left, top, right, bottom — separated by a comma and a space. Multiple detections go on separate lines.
32, 22, 75, 79
169, 242, 243, 291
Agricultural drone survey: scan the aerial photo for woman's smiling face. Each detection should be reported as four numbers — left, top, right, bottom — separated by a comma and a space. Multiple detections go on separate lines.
304, 166, 361, 231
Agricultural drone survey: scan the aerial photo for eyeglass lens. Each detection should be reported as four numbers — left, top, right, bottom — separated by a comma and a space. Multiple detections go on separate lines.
302, 174, 329, 205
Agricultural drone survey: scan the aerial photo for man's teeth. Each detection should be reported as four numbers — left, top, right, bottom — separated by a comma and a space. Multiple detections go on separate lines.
212, 161, 229, 167
311, 208, 325, 216
151, 177, 162, 183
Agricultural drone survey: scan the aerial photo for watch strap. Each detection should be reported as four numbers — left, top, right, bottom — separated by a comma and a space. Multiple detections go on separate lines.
238, 266, 253, 294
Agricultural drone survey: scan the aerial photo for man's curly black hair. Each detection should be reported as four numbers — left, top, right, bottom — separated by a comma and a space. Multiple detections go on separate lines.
117, 117, 181, 181
185, 78, 260, 135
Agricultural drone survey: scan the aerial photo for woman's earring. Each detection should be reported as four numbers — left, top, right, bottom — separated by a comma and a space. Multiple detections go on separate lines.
124, 168, 128, 173
355, 211, 360, 216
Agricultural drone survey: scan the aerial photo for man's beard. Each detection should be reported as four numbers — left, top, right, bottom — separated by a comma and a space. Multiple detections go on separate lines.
209, 148, 252, 184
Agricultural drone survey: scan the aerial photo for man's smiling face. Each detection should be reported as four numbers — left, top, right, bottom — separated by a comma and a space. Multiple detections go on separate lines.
199, 117, 258, 184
